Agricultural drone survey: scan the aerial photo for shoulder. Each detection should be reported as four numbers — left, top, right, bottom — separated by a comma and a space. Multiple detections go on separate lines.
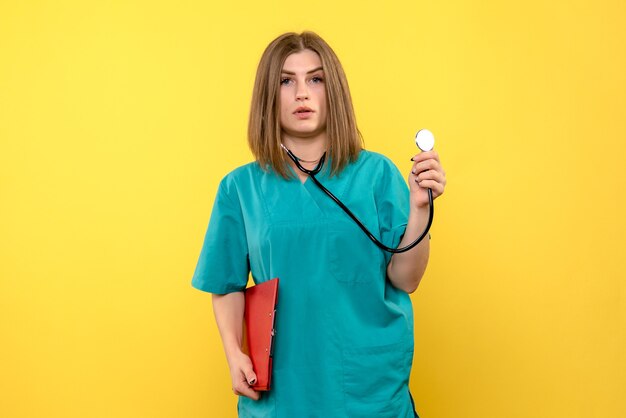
353, 149, 403, 176
221, 161, 263, 183
355, 150, 408, 198
216, 161, 264, 200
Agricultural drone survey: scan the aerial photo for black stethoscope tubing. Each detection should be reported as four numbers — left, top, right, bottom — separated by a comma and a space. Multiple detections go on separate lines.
282, 147, 433, 254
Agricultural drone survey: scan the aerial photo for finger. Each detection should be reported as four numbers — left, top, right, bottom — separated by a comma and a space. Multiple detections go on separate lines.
410, 150, 439, 162
241, 387, 261, 401
416, 169, 445, 184
233, 382, 261, 400
412, 159, 441, 175
242, 364, 257, 386
410, 150, 440, 163
414, 179, 445, 196
233, 388, 261, 401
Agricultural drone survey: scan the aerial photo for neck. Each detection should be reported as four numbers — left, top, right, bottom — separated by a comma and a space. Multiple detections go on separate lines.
281, 133, 327, 163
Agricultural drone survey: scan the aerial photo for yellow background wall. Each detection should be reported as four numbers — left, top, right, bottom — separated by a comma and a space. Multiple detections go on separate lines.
1, 1, 624, 417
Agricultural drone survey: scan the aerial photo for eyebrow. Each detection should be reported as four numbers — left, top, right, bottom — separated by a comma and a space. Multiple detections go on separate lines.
281, 66, 324, 75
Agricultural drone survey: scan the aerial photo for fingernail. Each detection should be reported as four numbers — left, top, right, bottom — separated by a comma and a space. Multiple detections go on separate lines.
249, 378, 256, 385
410, 158, 414, 161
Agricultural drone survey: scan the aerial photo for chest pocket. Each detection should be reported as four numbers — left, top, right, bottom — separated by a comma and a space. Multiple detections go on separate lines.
328, 218, 386, 284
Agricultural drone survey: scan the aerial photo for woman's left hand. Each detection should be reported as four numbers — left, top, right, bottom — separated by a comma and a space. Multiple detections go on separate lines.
408, 150, 446, 209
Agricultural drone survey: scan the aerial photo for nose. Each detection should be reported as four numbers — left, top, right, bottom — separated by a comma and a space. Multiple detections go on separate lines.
295, 82, 309, 101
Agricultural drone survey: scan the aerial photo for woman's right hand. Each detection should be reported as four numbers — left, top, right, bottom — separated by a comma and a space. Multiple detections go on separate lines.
227, 349, 260, 400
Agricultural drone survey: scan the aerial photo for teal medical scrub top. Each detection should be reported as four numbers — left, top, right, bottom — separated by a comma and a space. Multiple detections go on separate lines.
192, 150, 418, 418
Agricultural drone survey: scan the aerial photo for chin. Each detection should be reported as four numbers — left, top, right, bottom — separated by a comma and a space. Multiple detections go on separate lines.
285, 127, 323, 137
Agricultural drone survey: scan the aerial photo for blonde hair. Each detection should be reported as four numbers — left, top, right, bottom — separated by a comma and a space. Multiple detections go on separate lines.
248, 31, 363, 178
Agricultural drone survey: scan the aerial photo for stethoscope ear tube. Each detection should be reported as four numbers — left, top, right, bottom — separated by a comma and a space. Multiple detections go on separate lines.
283, 148, 433, 254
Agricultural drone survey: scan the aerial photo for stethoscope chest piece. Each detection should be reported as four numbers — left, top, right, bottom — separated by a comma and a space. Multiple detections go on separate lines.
415, 129, 435, 152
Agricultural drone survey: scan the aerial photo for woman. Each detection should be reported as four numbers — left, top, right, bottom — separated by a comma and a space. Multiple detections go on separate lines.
192, 31, 446, 418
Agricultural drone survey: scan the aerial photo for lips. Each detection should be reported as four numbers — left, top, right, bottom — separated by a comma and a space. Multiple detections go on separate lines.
293, 106, 314, 120
293, 106, 314, 114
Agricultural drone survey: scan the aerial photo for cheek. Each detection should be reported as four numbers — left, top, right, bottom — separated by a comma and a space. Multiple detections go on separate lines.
313, 87, 326, 107
279, 109, 289, 129
279, 94, 289, 123
319, 93, 328, 120
279, 92, 286, 111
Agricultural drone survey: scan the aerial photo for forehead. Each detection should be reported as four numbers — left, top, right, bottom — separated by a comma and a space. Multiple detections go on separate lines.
281, 49, 323, 72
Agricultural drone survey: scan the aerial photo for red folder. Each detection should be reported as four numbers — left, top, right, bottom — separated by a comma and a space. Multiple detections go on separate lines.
243, 278, 279, 391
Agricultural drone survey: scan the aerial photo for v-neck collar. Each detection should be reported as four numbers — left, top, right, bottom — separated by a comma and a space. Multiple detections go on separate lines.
286, 158, 331, 186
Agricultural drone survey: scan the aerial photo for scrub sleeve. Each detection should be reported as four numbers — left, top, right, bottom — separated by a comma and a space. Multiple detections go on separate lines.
191, 179, 249, 294
192, 150, 421, 418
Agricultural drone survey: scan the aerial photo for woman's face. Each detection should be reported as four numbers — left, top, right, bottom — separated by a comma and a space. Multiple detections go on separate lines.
279, 49, 327, 141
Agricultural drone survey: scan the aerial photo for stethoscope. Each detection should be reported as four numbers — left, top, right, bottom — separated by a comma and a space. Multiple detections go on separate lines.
281, 129, 435, 253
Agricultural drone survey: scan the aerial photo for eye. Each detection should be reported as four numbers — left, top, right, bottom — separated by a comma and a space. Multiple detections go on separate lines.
310, 76, 324, 84
280, 77, 292, 86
